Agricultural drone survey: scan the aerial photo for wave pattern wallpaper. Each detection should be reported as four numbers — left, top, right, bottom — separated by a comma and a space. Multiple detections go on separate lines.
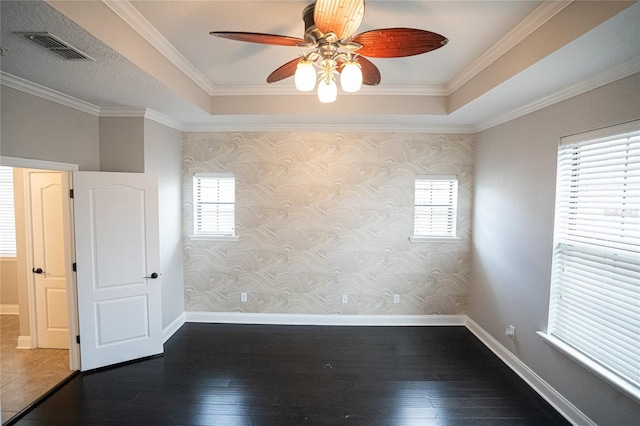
183, 132, 474, 316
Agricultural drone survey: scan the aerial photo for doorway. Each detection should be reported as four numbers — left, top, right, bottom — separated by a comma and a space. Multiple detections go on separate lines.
0, 157, 80, 423
1, 156, 165, 421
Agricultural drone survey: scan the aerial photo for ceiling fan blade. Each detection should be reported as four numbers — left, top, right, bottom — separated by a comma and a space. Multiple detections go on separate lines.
267, 57, 302, 83
353, 28, 448, 58
210, 31, 304, 47
314, 0, 365, 40
357, 57, 381, 86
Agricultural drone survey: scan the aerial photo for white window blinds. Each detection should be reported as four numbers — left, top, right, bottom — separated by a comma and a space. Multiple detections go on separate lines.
193, 173, 235, 236
414, 175, 458, 238
0, 166, 17, 257
549, 121, 640, 395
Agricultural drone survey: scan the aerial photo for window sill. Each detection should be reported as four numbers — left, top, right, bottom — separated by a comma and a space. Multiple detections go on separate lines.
537, 332, 640, 403
409, 236, 460, 243
189, 234, 239, 242
0, 256, 17, 262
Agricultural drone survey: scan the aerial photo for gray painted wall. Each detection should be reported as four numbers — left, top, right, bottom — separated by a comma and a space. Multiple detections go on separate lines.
0, 86, 100, 170
468, 72, 640, 425
182, 131, 474, 315
144, 118, 185, 329
0, 259, 18, 305
1, 87, 185, 333
99, 117, 145, 173
98, 115, 186, 330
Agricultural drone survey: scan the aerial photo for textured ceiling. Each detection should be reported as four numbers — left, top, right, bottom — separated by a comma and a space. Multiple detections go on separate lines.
0, 0, 212, 122
0, 1, 638, 131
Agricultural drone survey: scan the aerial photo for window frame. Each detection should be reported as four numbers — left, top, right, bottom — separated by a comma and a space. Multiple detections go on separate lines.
541, 120, 640, 402
190, 173, 238, 241
411, 174, 459, 242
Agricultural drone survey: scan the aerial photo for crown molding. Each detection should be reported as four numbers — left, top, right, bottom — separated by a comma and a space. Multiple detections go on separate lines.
99, 107, 184, 131
0, 72, 101, 116
211, 84, 448, 97
102, 0, 216, 95
1, 71, 462, 133
182, 121, 473, 134
446, 0, 573, 95
6, 55, 635, 137
0, 73, 184, 130
474, 57, 640, 133
144, 109, 185, 131
99, 107, 147, 118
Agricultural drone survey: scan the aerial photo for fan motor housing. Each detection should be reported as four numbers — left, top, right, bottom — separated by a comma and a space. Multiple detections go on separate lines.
302, 4, 324, 43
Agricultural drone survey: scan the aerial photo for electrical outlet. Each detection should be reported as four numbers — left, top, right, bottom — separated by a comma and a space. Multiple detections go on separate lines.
241, 292, 247, 302
505, 325, 516, 339
393, 294, 400, 304
342, 294, 348, 304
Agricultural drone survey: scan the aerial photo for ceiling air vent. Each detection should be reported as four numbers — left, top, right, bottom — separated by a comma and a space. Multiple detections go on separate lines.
15, 32, 94, 61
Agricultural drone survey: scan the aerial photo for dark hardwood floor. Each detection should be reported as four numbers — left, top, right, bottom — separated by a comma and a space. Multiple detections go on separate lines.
13, 324, 569, 425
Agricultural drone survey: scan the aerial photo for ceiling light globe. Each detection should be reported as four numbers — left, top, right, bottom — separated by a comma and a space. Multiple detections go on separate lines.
317, 79, 337, 103
340, 62, 363, 93
295, 61, 316, 92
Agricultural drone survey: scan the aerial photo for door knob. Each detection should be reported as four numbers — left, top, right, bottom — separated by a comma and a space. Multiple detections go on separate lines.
32, 268, 44, 274
144, 272, 159, 279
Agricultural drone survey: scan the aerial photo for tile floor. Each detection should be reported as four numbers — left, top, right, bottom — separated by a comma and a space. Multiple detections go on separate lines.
1, 315, 71, 423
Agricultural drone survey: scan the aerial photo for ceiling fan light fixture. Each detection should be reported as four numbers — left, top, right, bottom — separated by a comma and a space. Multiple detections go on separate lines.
295, 59, 316, 91
212, 0, 449, 103
317, 78, 337, 103
340, 60, 362, 93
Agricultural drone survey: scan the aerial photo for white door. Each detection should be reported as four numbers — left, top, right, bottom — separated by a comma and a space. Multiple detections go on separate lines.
73, 172, 163, 371
30, 171, 69, 349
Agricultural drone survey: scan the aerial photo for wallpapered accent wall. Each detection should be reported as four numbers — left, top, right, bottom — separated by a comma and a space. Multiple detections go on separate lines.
182, 132, 474, 315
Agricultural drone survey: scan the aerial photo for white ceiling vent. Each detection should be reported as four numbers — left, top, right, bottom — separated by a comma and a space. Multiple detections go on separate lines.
15, 32, 94, 61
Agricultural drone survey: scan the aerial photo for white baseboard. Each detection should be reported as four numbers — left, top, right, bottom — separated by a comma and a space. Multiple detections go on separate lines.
162, 312, 186, 343
17, 335, 35, 349
185, 312, 466, 326
0, 304, 19, 315
465, 317, 594, 426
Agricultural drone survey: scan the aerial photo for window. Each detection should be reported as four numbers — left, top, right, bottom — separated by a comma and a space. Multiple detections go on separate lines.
546, 121, 639, 400
413, 175, 458, 239
192, 173, 237, 240
0, 166, 16, 257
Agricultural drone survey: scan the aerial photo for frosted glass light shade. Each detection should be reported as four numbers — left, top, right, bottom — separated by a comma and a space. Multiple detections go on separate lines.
340, 62, 362, 92
295, 61, 316, 92
317, 79, 337, 103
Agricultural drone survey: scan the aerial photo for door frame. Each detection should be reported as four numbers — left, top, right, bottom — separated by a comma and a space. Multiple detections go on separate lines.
0, 156, 81, 371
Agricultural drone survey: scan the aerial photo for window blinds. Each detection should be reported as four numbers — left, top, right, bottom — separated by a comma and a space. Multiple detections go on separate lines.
193, 173, 235, 236
0, 166, 17, 256
549, 121, 640, 393
414, 175, 458, 238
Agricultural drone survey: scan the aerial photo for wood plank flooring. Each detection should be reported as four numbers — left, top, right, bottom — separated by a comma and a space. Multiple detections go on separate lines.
13, 324, 570, 425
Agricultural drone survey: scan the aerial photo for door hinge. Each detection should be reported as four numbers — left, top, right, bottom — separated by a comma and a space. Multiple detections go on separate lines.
76, 335, 80, 344
72, 263, 77, 272
69, 189, 74, 198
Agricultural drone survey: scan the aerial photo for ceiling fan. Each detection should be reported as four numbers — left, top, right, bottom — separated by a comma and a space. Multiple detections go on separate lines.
210, 0, 448, 103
